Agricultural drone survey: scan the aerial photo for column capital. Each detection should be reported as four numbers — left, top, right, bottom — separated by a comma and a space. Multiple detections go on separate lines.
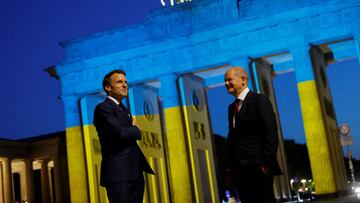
158, 73, 177, 83
37, 158, 51, 164
159, 73, 180, 108
41, 160, 49, 167
62, 95, 81, 127
354, 34, 360, 64
289, 42, 311, 53
289, 45, 315, 82
353, 34, 360, 40
0, 157, 12, 165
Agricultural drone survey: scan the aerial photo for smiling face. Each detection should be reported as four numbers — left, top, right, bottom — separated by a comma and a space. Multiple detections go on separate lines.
105, 73, 128, 102
224, 67, 248, 97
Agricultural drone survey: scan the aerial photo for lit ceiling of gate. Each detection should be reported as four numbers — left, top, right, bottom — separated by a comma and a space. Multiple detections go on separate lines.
320, 38, 357, 63
194, 64, 231, 89
264, 39, 356, 73
144, 39, 357, 90
144, 64, 231, 89
264, 38, 357, 75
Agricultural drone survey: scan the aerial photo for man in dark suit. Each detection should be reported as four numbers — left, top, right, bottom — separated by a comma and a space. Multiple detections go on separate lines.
224, 67, 282, 203
93, 69, 154, 203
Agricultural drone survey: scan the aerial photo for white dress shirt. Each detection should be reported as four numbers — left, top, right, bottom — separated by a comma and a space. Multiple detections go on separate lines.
107, 96, 120, 105
233, 87, 250, 128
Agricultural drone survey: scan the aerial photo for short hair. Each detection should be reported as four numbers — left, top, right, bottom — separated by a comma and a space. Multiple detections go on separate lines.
225, 66, 248, 78
234, 67, 248, 79
102, 69, 126, 93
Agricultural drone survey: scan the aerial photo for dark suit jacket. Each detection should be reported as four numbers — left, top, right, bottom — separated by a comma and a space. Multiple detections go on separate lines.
226, 91, 282, 175
94, 98, 154, 186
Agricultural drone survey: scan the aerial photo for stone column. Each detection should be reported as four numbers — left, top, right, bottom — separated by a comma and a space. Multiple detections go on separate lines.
24, 159, 34, 203
291, 45, 336, 194
63, 95, 89, 202
0, 161, 3, 203
41, 160, 51, 203
159, 74, 193, 202
53, 158, 63, 203
2, 158, 14, 203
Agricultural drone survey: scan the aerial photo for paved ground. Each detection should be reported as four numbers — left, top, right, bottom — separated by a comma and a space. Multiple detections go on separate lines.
284, 194, 360, 203
312, 194, 360, 203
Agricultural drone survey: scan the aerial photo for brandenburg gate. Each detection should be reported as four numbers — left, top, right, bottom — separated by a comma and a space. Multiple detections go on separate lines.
52, 0, 360, 202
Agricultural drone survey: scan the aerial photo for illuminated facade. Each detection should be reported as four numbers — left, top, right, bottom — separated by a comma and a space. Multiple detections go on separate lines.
54, 0, 360, 202
0, 132, 69, 203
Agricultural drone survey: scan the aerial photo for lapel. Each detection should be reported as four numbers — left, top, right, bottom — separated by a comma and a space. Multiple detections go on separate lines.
236, 91, 254, 118
105, 98, 132, 124
239, 91, 254, 116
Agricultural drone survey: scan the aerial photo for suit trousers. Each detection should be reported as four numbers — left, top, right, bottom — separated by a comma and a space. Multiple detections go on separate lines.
235, 165, 275, 203
105, 175, 145, 203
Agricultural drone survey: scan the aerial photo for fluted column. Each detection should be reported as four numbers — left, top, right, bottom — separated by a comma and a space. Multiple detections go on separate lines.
63, 95, 89, 202
291, 45, 336, 194
2, 158, 14, 203
24, 159, 34, 203
0, 161, 3, 203
53, 158, 63, 203
41, 160, 51, 203
159, 74, 193, 202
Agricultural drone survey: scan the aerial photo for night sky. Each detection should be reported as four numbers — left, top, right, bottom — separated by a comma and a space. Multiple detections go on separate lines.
1, 1, 359, 159
0, 1, 161, 139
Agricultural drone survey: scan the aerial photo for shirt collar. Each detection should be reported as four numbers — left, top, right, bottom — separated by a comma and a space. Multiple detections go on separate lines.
107, 96, 120, 105
236, 87, 249, 101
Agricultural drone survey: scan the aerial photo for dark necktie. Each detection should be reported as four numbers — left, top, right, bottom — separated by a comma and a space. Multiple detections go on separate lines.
235, 99, 242, 113
119, 103, 131, 118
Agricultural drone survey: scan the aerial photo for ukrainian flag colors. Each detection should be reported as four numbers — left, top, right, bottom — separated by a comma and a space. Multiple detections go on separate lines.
298, 80, 336, 194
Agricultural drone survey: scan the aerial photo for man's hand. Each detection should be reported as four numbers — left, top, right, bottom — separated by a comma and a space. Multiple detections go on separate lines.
224, 169, 234, 187
132, 117, 140, 128
260, 165, 270, 175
